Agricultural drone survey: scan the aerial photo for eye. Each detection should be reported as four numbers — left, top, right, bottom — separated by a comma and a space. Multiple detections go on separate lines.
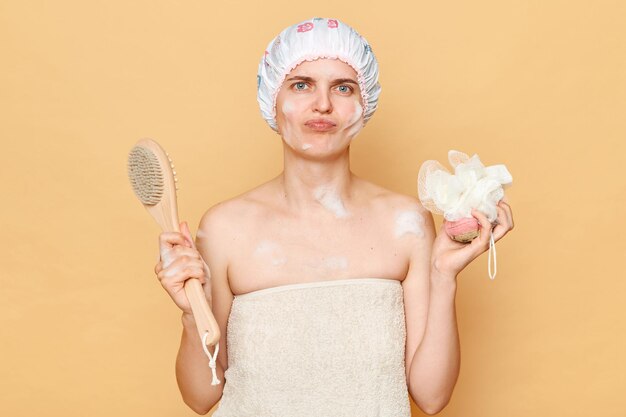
293, 82, 308, 91
337, 85, 353, 94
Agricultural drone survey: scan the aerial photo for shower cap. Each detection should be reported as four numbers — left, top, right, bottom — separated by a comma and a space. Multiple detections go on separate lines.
257, 17, 382, 132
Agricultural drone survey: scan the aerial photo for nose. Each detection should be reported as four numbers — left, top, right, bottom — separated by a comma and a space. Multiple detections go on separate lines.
313, 88, 332, 114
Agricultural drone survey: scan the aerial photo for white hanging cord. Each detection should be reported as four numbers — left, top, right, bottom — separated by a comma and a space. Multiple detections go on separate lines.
201, 331, 221, 385
488, 228, 497, 280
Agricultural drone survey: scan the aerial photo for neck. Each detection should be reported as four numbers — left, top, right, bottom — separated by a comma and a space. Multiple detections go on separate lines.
278, 144, 354, 216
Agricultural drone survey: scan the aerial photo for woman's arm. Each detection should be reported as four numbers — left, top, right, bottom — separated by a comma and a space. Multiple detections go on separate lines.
406, 200, 514, 414
402, 206, 460, 414
406, 271, 460, 415
176, 313, 226, 414
175, 205, 234, 414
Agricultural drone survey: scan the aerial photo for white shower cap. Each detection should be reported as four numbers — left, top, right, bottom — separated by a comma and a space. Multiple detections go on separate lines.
257, 17, 382, 132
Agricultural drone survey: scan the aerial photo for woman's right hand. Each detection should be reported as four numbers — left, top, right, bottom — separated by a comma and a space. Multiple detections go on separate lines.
154, 221, 212, 315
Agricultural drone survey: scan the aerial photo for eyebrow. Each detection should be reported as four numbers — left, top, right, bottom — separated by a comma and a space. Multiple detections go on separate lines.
285, 75, 359, 85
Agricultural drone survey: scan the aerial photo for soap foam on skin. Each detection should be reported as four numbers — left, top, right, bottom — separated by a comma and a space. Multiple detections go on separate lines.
254, 240, 287, 266
278, 99, 298, 149
344, 101, 364, 139
395, 210, 425, 238
161, 249, 204, 278
321, 256, 349, 270
302, 144, 312, 150
314, 185, 350, 218
304, 256, 349, 271
282, 100, 294, 114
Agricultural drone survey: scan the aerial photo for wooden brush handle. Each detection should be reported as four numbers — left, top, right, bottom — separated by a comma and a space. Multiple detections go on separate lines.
134, 138, 221, 347
184, 277, 220, 344
171, 221, 221, 347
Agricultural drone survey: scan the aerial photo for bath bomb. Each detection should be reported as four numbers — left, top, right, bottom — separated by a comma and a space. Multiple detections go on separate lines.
444, 217, 479, 243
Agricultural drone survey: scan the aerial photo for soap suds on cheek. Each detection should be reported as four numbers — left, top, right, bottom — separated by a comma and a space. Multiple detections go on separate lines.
313, 185, 350, 218
302, 143, 312, 150
277, 100, 299, 147
282, 99, 295, 114
253, 240, 287, 266
395, 210, 426, 238
344, 101, 364, 139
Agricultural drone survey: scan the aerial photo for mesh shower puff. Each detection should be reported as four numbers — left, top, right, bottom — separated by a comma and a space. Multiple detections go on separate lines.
418, 150, 513, 223
256, 17, 382, 132
418, 150, 513, 280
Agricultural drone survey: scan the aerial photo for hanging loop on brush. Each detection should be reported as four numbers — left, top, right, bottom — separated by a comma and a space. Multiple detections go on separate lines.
202, 331, 221, 385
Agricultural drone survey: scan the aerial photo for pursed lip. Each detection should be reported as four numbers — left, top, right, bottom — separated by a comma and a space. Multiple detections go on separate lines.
304, 118, 337, 131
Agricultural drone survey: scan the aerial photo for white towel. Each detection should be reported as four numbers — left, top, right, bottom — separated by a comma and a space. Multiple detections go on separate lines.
212, 278, 411, 417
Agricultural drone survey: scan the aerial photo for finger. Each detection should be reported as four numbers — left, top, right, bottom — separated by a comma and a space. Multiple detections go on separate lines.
161, 262, 206, 283
172, 247, 202, 259
470, 209, 493, 249
154, 261, 163, 275
161, 244, 201, 271
159, 232, 191, 252
160, 270, 206, 287
179, 222, 190, 247
168, 255, 204, 270
178, 268, 207, 284
192, 275, 207, 285
180, 221, 196, 248
495, 204, 508, 227
492, 205, 508, 241
498, 199, 514, 229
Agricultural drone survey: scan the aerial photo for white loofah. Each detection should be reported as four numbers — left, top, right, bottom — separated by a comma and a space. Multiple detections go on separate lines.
418, 150, 512, 222
418, 150, 513, 280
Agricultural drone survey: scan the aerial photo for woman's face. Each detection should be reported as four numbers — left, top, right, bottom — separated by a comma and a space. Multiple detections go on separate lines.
274, 58, 364, 154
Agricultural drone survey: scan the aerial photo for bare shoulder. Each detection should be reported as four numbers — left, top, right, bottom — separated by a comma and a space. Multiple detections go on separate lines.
354, 176, 430, 217
354, 176, 436, 248
197, 179, 278, 241
194, 182, 280, 374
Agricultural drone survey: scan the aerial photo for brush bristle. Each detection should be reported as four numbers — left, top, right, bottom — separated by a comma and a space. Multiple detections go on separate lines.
127, 146, 164, 205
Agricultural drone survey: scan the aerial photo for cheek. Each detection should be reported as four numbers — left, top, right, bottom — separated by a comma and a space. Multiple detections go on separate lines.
279, 99, 306, 130
344, 101, 364, 137
348, 101, 364, 125
281, 99, 295, 115
277, 99, 297, 139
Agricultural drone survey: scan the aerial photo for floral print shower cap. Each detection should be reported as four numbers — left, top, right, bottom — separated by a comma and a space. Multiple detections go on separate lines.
257, 17, 382, 132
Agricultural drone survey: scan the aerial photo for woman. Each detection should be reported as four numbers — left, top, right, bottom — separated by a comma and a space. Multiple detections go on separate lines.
154, 17, 514, 416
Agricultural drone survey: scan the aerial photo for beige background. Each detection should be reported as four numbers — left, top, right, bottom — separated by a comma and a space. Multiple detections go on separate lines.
1, 0, 624, 415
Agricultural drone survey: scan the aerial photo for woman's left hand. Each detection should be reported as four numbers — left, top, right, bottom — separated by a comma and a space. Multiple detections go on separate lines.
430, 199, 515, 279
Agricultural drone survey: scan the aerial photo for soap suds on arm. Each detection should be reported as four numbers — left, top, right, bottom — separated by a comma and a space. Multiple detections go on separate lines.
394, 210, 425, 238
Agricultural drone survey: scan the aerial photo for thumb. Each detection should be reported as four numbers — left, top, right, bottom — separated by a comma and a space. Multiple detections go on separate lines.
180, 221, 196, 248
